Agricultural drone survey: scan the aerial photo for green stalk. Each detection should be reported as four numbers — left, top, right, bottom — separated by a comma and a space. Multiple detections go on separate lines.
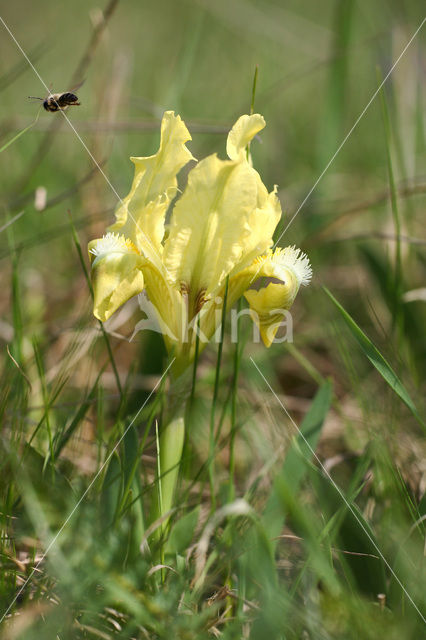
32, 338, 54, 471
152, 416, 185, 570
182, 318, 201, 479
250, 65, 259, 114
378, 72, 403, 338
208, 276, 229, 510
188, 316, 201, 412
229, 298, 243, 500
246, 64, 259, 161
155, 422, 164, 571
7, 218, 23, 368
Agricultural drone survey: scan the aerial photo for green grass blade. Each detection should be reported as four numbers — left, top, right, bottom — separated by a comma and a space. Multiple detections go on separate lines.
166, 505, 200, 555
262, 380, 333, 543
310, 461, 388, 597
32, 338, 54, 468
323, 286, 424, 428
379, 71, 403, 332
100, 451, 123, 529
0, 118, 38, 154
52, 369, 104, 458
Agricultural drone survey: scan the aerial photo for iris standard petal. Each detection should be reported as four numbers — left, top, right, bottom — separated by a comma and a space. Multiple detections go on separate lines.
228, 185, 282, 278
163, 155, 259, 307
110, 111, 194, 262
226, 113, 266, 162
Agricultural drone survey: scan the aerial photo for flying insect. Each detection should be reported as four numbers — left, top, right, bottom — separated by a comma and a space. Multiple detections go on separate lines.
28, 82, 83, 112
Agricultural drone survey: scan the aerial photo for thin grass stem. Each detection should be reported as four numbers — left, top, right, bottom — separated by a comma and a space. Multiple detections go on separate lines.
378, 70, 403, 338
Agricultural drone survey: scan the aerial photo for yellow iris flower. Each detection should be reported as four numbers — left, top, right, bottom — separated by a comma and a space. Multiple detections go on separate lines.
88, 111, 311, 371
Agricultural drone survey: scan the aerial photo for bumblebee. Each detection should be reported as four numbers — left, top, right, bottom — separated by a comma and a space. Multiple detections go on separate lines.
28, 91, 81, 112
29, 82, 83, 112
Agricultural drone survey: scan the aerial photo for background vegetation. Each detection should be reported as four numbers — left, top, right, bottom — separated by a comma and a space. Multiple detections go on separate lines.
0, 0, 425, 637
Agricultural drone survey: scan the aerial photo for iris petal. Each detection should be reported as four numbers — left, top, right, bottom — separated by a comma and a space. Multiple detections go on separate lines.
163, 156, 257, 298
91, 251, 145, 322
240, 246, 312, 347
226, 114, 266, 162
244, 281, 296, 347
110, 111, 194, 264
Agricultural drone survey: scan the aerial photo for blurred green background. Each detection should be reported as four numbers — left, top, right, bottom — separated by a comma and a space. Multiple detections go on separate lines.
0, 0, 425, 637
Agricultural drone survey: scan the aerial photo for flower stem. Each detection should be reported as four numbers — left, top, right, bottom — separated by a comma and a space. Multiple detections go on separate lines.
189, 316, 201, 409
208, 276, 229, 509
229, 298, 243, 500
182, 318, 200, 478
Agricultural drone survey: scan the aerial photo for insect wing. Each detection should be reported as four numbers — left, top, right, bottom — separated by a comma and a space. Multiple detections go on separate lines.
57, 92, 80, 107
